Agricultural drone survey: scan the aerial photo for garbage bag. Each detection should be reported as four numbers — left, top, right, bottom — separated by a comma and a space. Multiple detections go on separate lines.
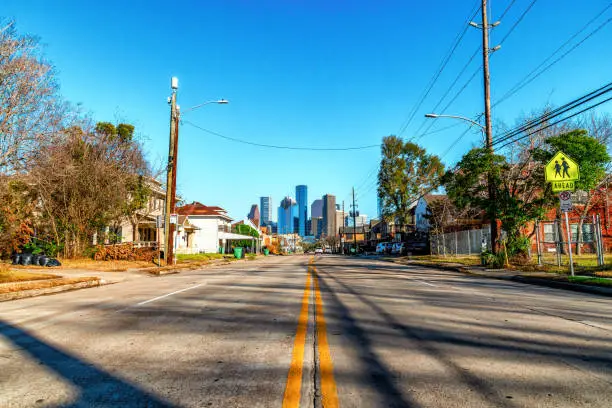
31, 254, 41, 266
38, 255, 49, 266
20, 253, 33, 266
46, 258, 61, 267
11, 253, 21, 265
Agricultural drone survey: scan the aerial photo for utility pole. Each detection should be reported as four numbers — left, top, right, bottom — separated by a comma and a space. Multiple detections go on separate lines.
352, 187, 358, 255
342, 201, 346, 254
164, 77, 179, 265
479, 0, 499, 253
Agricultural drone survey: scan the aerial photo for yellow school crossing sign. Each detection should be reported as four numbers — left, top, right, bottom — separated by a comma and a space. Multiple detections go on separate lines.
545, 151, 580, 192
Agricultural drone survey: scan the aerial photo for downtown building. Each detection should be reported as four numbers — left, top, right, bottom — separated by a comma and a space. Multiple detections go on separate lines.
322, 194, 337, 237
296, 185, 308, 237
277, 196, 298, 235
260, 196, 275, 232
311, 199, 324, 238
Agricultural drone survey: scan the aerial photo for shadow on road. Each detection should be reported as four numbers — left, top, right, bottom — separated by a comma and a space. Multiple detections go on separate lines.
0, 320, 175, 407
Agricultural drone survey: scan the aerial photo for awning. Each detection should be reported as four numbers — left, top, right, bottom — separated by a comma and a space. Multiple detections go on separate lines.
219, 232, 259, 240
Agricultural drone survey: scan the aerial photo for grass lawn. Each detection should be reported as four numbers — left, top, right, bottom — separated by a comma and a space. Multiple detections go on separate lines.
568, 276, 612, 287
176, 253, 226, 262
404, 255, 481, 266
0, 276, 100, 294
0, 268, 59, 284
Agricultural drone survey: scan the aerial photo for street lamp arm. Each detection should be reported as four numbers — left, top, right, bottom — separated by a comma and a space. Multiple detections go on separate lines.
425, 113, 485, 131
182, 99, 229, 113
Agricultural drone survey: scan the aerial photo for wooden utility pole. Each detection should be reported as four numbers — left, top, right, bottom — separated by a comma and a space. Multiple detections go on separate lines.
342, 201, 345, 254
480, 0, 499, 253
164, 78, 179, 265
352, 187, 357, 254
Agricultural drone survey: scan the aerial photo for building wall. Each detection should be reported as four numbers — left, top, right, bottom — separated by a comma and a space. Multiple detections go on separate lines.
415, 198, 430, 231
260, 196, 272, 224
322, 194, 337, 237
311, 199, 323, 219
278, 197, 298, 234
186, 216, 222, 253
296, 185, 308, 237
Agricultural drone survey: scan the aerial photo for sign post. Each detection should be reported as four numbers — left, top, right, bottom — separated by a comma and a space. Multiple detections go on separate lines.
546, 152, 580, 276
560, 191, 574, 276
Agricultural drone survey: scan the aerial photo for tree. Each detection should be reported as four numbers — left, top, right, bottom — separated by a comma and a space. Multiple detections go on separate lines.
377, 136, 444, 235
0, 20, 63, 171
537, 129, 610, 254
444, 148, 552, 258
28, 122, 149, 257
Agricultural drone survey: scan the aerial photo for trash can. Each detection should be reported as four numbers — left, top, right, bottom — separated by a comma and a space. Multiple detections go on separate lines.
263, 248, 269, 256
219, 247, 225, 254
234, 247, 243, 259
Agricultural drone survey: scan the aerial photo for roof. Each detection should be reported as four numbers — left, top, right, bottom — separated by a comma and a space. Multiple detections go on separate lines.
424, 194, 447, 203
176, 201, 232, 220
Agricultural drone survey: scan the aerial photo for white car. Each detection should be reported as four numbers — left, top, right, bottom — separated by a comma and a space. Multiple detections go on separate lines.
315, 248, 323, 255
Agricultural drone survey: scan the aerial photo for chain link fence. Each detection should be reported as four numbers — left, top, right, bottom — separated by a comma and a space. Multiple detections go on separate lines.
430, 227, 491, 256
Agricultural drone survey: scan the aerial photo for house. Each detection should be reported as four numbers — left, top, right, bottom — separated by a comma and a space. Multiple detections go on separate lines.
176, 202, 260, 254
534, 175, 612, 253
115, 178, 166, 247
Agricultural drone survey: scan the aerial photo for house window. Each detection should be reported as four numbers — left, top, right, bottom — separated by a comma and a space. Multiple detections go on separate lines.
570, 223, 594, 243
543, 224, 555, 242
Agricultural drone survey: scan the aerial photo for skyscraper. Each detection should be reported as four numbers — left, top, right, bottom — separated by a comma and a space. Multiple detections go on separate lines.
260, 196, 273, 225
322, 194, 336, 237
311, 199, 323, 219
247, 204, 260, 227
295, 185, 308, 237
278, 196, 298, 234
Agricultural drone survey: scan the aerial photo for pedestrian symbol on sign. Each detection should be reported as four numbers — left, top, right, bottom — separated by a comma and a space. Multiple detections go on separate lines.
545, 151, 580, 192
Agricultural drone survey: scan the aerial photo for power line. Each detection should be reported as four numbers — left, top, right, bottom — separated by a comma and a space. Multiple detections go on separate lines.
498, 0, 539, 45
492, 81, 612, 146
183, 120, 380, 151
493, 3, 612, 108
495, 94, 612, 150
397, 1, 481, 137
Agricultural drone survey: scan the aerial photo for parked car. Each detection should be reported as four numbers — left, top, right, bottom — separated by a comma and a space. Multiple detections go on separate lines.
315, 248, 323, 255
376, 242, 388, 254
391, 242, 406, 255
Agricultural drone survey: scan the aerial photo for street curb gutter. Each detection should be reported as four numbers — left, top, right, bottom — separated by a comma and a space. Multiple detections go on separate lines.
509, 275, 612, 297
0, 279, 103, 302
384, 258, 612, 298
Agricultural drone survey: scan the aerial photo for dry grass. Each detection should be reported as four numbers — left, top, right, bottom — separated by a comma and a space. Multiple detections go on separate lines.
403, 255, 481, 266
58, 258, 154, 271
0, 277, 99, 294
0, 268, 59, 284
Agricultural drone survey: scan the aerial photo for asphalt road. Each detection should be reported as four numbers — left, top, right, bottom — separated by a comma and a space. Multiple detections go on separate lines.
1, 255, 611, 407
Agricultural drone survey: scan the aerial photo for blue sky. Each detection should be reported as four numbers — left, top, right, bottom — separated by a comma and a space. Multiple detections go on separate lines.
4, 0, 612, 221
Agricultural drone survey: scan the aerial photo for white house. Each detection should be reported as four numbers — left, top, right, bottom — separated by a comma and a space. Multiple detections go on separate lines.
176, 202, 257, 254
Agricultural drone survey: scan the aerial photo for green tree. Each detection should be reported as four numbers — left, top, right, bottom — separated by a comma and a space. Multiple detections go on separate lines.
444, 148, 552, 258
377, 136, 444, 236
536, 129, 610, 254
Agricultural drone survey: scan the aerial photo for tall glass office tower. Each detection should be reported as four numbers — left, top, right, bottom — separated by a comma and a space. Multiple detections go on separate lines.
295, 185, 308, 236
278, 196, 298, 234
260, 196, 272, 225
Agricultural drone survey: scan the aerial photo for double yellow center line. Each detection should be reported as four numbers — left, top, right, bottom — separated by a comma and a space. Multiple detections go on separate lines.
282, 258, 339, 408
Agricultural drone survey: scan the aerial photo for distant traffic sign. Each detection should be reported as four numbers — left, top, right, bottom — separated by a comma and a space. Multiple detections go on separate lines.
559, 191, 572, 212
545, 151, 580, 192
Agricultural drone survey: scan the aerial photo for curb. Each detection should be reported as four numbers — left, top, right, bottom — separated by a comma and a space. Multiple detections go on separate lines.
142, 256, 262, 276
510, 275, 612, 297
385, 258, 612, 298
0, 279, 103, 302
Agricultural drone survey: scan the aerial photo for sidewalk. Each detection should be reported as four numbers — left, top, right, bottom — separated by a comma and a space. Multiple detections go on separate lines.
378, 256, 612, 297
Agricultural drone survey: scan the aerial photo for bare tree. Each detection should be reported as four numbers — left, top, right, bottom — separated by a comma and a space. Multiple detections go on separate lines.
0, 20, 64, 172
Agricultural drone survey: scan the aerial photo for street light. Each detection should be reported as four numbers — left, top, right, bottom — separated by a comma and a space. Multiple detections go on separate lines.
163, 77, 228, 266
424, 113, 486, 143
182, 99, 229, 114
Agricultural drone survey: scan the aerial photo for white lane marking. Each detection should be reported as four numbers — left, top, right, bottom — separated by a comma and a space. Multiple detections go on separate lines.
136, 283, 205, 306
414, 280, 436, 287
